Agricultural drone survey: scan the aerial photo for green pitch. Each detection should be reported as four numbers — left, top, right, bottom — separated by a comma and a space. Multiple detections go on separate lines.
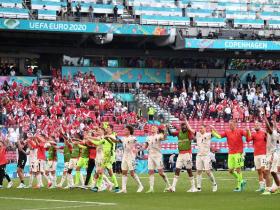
0, 171, 278, 210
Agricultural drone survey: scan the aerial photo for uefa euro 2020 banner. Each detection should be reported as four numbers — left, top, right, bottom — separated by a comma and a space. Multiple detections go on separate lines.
185, 38, 280, 51
0, 18, 170, 36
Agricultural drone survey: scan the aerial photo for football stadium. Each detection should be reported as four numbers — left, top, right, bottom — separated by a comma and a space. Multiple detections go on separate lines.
0, 0, 280, 210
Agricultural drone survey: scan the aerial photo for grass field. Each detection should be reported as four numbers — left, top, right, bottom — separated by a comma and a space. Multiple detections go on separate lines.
0, 171, 279, 210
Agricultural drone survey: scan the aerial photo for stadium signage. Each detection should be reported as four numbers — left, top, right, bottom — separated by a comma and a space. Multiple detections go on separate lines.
185, 38, 280, 51
29, 22, 87, 31
0, 18, 170, 36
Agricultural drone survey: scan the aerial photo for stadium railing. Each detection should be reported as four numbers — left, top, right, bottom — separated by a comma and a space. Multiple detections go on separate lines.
234, 19, 264, 29
133, 6, 182, 16
0, 0, 23, 8
0, 7, 29, 19
38, 9, 57, 20
71, 3, 124, 14
140, 15, 190, 26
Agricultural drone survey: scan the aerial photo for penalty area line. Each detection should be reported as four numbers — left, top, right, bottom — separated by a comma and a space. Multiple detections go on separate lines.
0, 197, 117, 206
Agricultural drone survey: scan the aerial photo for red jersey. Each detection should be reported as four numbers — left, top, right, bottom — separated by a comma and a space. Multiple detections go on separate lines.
220, 129, 248, 154
247, 130, 266, 156
0, 146, 7, 165
37, 143, 46, 160
89, 147, 97, 159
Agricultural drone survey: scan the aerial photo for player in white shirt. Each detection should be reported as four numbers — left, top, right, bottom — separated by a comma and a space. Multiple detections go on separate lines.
27, 137, 39, 188
117, 125, 143, 193
145, 126, 171, 193
262, 119, 280, 195
195, 125, 218, 192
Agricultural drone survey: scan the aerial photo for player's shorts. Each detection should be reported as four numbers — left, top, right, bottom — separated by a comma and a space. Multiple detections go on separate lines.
265, 153, 279, 173
77, 157, 89, 169
196, 155, 211, 171
68, 158, 78, 170
30, 161, 39, 173
17, 158, 27, 169
121, 157, 136, 171
63, 162, 69, 172
254, 155, 267, 170
46, 160, 57, 172
148, 155, 164, 170
176, 153, 192, 169
102, 155, 113, 169
38, 160, 46, 172
95, 157, 104, 171
228, 153, 244, 169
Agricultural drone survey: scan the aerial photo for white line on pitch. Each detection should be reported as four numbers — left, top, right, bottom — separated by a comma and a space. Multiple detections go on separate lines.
0, 197, 116, 206
21, 205, 98, 210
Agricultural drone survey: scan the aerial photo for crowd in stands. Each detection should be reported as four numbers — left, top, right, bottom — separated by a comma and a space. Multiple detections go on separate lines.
0, 71, 142, 139
0, 64, 18, 76
145, 73, 280, 122
64, 57, 224, 69
228, 59, 280, 70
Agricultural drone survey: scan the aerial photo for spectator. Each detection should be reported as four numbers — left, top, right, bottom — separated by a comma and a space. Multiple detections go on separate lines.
88, 5, 94, 22
113, 5, 118, 22
76, 3, 81, 20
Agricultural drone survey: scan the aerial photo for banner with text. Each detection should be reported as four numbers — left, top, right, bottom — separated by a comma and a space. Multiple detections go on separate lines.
0, 18, 170, 36
62, 67, 174, 83
185, 38, 280, 51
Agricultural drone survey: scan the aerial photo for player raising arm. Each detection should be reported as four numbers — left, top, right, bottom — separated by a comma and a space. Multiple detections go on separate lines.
169, 119, 197, 192
246, 121, 267, 192
145, 125, 171, 193
262, 118, 280, 195
195, 124, 218, 192
211, 120, 250, 192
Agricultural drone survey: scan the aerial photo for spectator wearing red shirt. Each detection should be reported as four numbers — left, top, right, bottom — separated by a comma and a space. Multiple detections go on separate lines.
212, 120, 250, 192
247, 121, 267, 192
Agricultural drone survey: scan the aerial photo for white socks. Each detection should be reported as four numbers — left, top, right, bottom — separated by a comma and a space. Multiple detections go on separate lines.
29, 174, 34, 187
149, 174, 155, 190
80, 173, 84, 186
209, 172, 217, 185
162, 173, 171, 188
121, 175, 128, 191
59, 174, 66, 186
190, 176, 195, 188
172, 175, 179, 189
197, 174, 202, 189
133, 174, 143, 187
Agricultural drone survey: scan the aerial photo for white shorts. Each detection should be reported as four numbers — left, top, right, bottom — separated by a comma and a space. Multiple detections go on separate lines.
30, 161, 39, 173
121, 157, 136, 171
148, 155, 163, 170
68, 158, 78, 170
265, 153, 279, 173
63, 162, 69, 172
38, 160, 46, 173
46, 160, 57, 172
95, 158, 104, 171
196, 155, 211, 171
176, 153, 192, 169
254, 155, 267, 170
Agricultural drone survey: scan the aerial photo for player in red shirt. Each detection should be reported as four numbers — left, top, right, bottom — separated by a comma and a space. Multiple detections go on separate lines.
35, 134, 52, 188
247, 121, 267, 192
211, 120, 250, 192
0, 139, 13, 189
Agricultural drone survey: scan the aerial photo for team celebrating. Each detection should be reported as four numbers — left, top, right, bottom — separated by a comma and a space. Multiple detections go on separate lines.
0, 118, 280, 195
